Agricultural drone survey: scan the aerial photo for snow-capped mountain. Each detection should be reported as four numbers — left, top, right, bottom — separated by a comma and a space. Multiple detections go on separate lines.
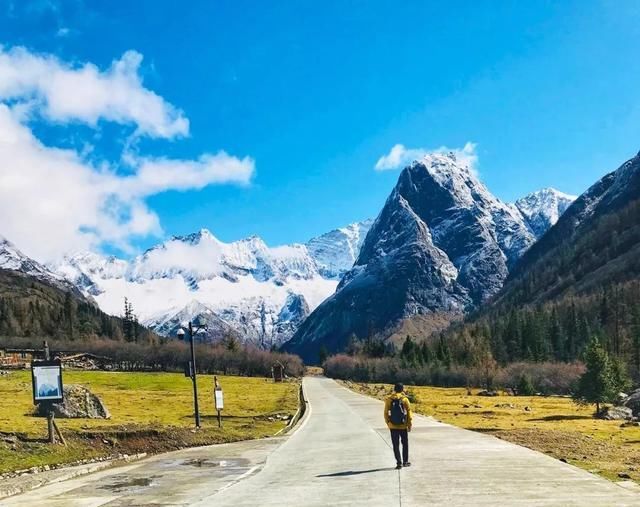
507, 150, 640, 287
285, 151, 543, 361
50, 221, 372, 347
515, 188, 577, 238
0, 234, 79, 293
150, 300, 241, 342
306, 220, 373, 279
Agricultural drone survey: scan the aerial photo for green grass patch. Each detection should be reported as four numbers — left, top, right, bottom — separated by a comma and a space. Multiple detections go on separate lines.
0, 370, 299, 473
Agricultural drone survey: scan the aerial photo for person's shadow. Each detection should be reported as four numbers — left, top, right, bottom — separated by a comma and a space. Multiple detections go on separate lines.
316, 468, 396, 478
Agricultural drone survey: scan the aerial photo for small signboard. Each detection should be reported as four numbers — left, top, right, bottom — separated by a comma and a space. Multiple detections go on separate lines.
32, 360, 63, 404
214, 388, 224, 410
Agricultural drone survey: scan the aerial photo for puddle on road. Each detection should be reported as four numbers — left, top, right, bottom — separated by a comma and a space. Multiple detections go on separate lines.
182, 458, 220, 468
181, 458, 250, 469
99, 476, 154, 493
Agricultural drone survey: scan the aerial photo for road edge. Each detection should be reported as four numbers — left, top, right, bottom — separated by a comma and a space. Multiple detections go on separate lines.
0, 453, 148, 500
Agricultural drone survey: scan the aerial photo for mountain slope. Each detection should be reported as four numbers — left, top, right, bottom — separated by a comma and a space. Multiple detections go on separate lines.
439, 150, 640, 365
51, 221, 372, 347
1, 235, 82, 295
285, 151, 538, 362
0, 236, 132, 341
498, 151, 640, 306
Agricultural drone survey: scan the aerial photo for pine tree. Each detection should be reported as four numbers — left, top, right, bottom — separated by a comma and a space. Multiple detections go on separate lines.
224, 333, 239, 351
517, 373, 536, 396
401, 336, 418, 365
610, 355, 632, 395
64, 292, 75, 340
548, 309, 565, 360
573, 337, 617, 414
420, 341, 432, 364
631, 304, 640, 370
123, 297, 131, 340
436, 334, 451, 367
345, 334, 360, 356
318, 345, 329, 365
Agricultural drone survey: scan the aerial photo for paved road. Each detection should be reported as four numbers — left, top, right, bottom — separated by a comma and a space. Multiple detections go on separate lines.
3, 377, 640, 506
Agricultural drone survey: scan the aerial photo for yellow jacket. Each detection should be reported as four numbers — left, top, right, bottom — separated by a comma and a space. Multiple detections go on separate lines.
384, 392, 412, 430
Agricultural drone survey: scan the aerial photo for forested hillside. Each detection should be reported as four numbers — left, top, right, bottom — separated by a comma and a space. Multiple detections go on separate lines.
0, 269, 154, 343
442, 153, 640, 370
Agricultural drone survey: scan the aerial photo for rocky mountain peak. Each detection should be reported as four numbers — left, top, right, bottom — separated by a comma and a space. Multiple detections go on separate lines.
285, 157, 539, 362
515, 188, 577, 238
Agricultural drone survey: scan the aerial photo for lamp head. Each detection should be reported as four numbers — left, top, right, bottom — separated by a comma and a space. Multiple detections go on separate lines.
176, 328, 186, 340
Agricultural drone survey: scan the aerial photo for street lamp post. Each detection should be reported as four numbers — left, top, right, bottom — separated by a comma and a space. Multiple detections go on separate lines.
177, 317, 206, 429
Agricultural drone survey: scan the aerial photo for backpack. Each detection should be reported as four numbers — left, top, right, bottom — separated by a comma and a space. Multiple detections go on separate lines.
389, 397, 407, 425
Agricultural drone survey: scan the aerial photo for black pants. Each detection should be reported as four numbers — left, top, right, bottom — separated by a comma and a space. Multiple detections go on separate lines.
390, 429, 409, 465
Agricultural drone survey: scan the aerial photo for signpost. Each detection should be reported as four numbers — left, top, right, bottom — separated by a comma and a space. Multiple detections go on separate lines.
177, 317, 207, 429
31, 341, 65, 445
214, 376, 223, 428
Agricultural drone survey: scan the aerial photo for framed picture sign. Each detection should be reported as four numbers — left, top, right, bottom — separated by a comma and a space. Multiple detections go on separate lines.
31, 360, 64, 404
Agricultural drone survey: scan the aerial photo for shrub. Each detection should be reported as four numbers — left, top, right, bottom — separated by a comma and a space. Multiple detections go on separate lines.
0, 335, 304, 378
517, 374, 536, 396
404, 389, 418, 404
324, 353, 584, 395
496, 362, 584, 395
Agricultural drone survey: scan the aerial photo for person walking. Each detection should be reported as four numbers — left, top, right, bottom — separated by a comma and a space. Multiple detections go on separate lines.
384, 382, 412, 470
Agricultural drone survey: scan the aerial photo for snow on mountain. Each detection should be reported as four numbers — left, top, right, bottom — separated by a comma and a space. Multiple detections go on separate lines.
286, 151, 540, 361
515, 188, 577, 238
149, 300, 240, 342
306, 219, 373, 278
50, 221, 370, 347
0, 234, 76, 292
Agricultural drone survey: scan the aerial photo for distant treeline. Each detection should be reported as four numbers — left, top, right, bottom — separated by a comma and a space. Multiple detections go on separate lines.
442, 280, 640, 375
1, 336, 304, 378
324, 354, 584, 395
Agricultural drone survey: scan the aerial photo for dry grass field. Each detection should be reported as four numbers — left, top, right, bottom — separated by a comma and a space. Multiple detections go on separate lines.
343, 381, 640, 483
0, 370, 299, 473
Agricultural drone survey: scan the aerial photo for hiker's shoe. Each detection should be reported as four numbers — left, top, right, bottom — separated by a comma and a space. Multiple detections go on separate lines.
403, 462, 412, 467
395, 464, 402, 470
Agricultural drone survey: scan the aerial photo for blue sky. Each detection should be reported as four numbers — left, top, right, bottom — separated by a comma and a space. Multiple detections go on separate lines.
1, 1, 640, 260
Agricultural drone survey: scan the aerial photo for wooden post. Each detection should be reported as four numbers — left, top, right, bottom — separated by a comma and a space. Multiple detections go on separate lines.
47, 409, 56, 444
53, 419, 66, 446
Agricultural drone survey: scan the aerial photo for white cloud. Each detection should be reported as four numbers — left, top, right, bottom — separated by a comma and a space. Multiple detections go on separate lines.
375, 141, 478, 173
0, 46, 188, 138
124, 152, 254, 197
374, 144, 427, 171
0, 47, 255, 262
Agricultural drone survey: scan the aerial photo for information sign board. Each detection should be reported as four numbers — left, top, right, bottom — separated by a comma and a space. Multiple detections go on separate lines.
32, 360, 63, 404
